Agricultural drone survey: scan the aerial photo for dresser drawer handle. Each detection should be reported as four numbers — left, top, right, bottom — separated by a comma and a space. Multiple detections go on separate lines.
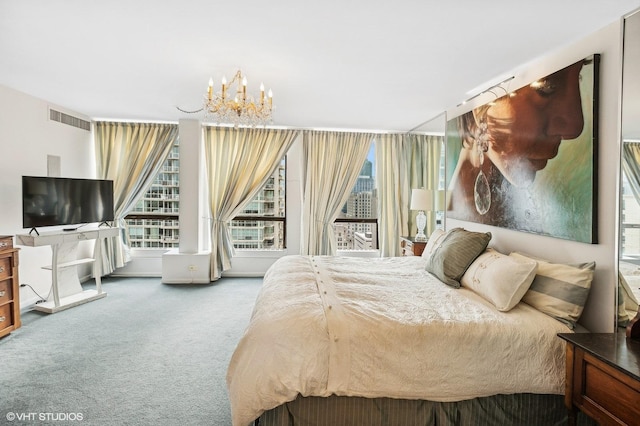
0, 242, 7, 247
0, 316, 5, 322
0, 266, 4, 273
0, 291, 5, 297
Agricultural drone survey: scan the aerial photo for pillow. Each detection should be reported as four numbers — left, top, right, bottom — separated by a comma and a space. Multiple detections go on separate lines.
425, 228, 491, 288
421, 228, 447, 259
461, 248, 538, 311
511, 252, 595, 329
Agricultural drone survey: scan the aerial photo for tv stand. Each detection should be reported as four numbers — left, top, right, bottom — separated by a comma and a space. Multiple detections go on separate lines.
17, 227, 120, 313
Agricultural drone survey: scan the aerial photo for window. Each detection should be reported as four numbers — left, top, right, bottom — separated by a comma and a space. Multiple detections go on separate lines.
125, 141, 180, 249
230, 157, 286, 250
622, 172, 640, 261
333, 142, 378, 250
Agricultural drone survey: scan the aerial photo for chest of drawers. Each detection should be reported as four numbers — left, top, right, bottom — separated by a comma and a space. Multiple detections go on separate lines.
558, 332, 640, 426
0, 245, 21, 339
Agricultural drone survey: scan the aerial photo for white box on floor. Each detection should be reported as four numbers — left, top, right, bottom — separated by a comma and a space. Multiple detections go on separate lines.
161, 249, 210, 284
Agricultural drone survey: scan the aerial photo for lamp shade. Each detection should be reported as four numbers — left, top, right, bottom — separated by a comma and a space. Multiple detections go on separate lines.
410, 188, 433, 211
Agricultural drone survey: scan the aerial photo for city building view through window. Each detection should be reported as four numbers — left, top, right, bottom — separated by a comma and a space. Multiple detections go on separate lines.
126, 142, 377, 251
621, 173, 640, 260
126, 141, 180, 248
333, 143, 378, 250
230, 158, 286, 250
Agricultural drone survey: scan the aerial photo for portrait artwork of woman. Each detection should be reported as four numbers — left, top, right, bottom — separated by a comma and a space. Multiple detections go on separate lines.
446, 55, 599, 243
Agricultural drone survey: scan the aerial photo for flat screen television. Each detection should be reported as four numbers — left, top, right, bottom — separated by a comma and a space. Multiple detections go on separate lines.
22, 176, 115, 231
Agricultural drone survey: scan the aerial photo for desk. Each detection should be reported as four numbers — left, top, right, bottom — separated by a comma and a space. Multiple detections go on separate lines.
558, 332, 640, 426
17, 227, 119, 313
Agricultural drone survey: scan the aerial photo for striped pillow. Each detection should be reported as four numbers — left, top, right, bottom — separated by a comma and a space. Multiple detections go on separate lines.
421, 228, 447, 259
425, 228, 491, 288
511, 252, 594, 329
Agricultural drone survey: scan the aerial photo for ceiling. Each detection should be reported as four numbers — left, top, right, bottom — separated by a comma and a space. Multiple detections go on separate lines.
1, 0, 640, 133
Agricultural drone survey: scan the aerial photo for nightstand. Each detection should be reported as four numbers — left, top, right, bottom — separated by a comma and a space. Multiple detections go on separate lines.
558, 332, 640, 426
400, 236, 427, 257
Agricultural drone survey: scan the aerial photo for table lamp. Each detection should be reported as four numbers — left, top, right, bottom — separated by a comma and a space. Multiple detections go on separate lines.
410, 188, 433, 242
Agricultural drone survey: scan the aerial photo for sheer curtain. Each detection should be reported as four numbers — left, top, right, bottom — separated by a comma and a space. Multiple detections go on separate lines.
376, 133, 443, 257
301, 130, 374, 255
203, 126, 298, 280
94, 122, 179, 274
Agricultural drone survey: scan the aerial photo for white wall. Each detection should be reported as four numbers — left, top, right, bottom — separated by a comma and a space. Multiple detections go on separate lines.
0, 84, 95, 309
446, 19, 623, 332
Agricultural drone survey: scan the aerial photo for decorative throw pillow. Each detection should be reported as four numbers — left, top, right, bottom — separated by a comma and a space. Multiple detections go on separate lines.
461, 248, 538, 311
511, 252, 595, 329
421, 228, 447, 259
425, 228, 491, 288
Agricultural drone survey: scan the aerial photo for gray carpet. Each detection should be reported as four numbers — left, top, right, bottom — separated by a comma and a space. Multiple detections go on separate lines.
0, 276, 262, 426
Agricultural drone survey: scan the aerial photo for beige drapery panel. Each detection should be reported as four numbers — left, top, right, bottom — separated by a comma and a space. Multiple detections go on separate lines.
407, 134, 443, 239
376, 133, 410, 257
376, 133, 443, 257
203, 126, 298, 280
301, 130, 374, 255
94, 122, 179, 274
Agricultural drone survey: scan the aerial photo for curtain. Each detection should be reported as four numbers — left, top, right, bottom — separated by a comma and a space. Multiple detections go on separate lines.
301, 130, 374, 255
94, 122, 179, 274
407, 134, 443, 238
376, 133, 410, 257
623, 142, 640, 204
203, 126, 298, 280
376, 133, 443, 257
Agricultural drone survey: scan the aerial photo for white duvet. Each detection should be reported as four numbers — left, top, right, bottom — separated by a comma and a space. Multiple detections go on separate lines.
226, 255, 571, 426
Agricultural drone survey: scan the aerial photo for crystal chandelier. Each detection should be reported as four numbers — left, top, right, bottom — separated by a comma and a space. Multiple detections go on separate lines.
202, 69, 273, 126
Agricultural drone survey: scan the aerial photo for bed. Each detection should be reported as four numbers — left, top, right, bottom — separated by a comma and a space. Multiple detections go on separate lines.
227, 228, 596, 426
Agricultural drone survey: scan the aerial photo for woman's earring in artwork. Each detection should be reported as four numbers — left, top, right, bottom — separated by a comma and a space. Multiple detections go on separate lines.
474, 120, 491, 215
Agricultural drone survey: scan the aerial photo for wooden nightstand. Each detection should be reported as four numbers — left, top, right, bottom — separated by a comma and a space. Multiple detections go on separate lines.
400, 236, 427, 257
558, 332, 640, 426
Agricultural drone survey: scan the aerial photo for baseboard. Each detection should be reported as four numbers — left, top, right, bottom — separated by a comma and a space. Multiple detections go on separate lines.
222, 272, 264, 278
20, 295, 43, 313
108, 272, 162, 278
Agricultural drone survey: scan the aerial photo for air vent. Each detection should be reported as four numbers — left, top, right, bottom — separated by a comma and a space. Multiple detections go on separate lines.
49, 108, 91, 131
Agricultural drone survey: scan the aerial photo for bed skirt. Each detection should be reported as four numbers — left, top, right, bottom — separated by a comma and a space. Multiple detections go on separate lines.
256, 394, 597, 426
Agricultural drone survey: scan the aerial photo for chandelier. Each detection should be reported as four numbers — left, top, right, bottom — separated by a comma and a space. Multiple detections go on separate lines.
195, 69, 273, 126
